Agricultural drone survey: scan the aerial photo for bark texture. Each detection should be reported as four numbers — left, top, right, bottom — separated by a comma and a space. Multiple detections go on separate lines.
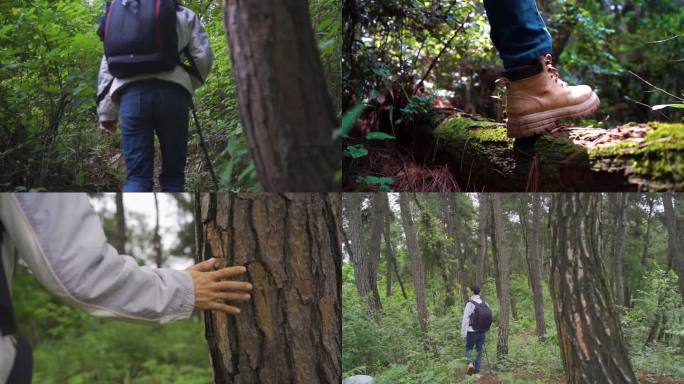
224, 1, 339, 192
197, 193, 341, 384
398, 193, 429, 337
476, 193, 489, 289
550, 194, 637, 384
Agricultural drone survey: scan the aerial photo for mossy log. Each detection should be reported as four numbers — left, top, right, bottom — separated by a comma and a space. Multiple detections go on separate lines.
433, 114, 684, 191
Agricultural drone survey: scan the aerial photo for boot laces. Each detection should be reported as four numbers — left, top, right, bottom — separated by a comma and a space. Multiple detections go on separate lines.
544, 54, 567, 87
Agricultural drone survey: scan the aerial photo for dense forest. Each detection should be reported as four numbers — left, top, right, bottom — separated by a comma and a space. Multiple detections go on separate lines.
342, 193, 684, 383
0, 1, 341, 192
342, 0, 684, 191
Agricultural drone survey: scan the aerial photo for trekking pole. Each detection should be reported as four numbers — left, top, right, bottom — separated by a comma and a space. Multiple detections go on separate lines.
483, 340, 492, 371
189, 102, 219, 191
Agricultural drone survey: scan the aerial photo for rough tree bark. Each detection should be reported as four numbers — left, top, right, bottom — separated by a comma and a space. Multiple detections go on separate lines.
550, 194, 637, 384
640, 195, 655, 266
197, 193, 341, 384
530, 194, 547, 339
490, 194, 510, 359
440, 194, 461, 306
476, 193, 489, 289
343, 193, 381, 320
224, 1, 339, 192
113, 192, 126, 254
398, 193, 429, 338
662, 192, 684, 300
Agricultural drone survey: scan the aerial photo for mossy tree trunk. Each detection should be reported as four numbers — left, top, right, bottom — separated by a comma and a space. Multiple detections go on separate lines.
224, 0, 339, 192
550, 193, 637, 384
197, 193, 341, 384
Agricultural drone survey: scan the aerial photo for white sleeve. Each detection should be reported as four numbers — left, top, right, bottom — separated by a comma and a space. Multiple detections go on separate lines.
461, 302, 474, 338
0, 194, 195, 325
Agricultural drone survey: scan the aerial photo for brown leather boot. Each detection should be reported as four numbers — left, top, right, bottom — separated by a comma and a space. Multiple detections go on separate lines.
500, 54, 600, 138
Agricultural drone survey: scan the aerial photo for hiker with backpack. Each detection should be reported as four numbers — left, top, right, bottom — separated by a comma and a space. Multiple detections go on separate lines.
461, 285, 493, 376
0, 194, 252, 384
96, 0, 213, 192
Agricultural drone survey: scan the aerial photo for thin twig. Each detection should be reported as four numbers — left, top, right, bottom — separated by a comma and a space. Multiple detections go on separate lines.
628, 70, 684, 102
415, 12, 471, 91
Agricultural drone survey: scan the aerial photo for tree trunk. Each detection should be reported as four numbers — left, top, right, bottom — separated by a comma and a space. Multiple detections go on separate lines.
476, 193, 489, 289
365, 193, 385, 318
224, 0, 339, 192
490, 194, 510, 359
383, 208, 407, 300
530, 194, 547, 339
442, 194, 461, 306
613, 194, 628, 306
398, 193, 429, 338
114, 192, 126, 254
641, 196, 655, 266
197, 193, 341, 384
153, 193, 163, 268
343, 194, 381, 320
662, 192, 684, 300
549, 194, 637, 384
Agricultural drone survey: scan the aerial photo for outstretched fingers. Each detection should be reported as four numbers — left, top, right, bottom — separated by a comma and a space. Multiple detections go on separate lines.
206, 302, 242, 315
210, 265, 247, 280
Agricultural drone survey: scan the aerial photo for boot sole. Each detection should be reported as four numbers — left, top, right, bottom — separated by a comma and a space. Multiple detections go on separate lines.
506, 92, 600, 138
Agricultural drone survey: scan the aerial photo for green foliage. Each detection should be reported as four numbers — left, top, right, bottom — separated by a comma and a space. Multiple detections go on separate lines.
355, 176, 395, 191
345, 144, 369, 159
12, 266, 212, 383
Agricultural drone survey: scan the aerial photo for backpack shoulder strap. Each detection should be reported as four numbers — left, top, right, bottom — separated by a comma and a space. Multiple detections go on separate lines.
468, 300, 480, 307
0, 222, 18, 336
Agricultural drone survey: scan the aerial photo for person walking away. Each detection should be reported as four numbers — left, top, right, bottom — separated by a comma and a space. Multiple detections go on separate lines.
461, 285, 493, 376
96, 0, 213, 191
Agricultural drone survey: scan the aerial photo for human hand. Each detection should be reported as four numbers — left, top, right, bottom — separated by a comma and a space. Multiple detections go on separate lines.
99, 120, 117, 134
186, 258, 252, 314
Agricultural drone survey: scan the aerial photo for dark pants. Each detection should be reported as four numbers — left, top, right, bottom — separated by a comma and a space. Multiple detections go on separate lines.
483, 0, 553, 69
465, 331, 486, 373
119, 80, 191, 192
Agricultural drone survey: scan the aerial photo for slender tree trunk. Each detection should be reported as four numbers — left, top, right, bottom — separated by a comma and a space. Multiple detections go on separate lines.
114, 192, 126, 254
613, 194, 627, 306
153, 193, 163, 268
442, 194, 461, 306
224, 0, 339, 192
476, 193, 489, 289
662, 192, 684, 300
530, 195, 547, 339
344, 194, 381, 320
490, 194, 510, 359
365, 193, 385, 318
197, 193, 341, 384
550, 194, 637, 384
398, 194, 429, 339
383, 209, 407, 300
641, 196, 655, 266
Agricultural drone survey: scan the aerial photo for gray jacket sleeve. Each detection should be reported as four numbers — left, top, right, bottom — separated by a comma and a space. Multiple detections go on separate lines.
0, 194, 195, 324
181, 7, 214, 88
96, 56, 118, 123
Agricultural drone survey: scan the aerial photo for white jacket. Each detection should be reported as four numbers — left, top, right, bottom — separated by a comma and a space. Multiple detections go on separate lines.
96, 6, 213, 122
0, 194, 195, 383
461, 294, 483, 338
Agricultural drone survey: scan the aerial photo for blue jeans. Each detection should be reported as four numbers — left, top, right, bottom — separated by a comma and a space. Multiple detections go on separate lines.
484, 0, 553, 69
119, 80, 190, 192
465, 331, 486, 373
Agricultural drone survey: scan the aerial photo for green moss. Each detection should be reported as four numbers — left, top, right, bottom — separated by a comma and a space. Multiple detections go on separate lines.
434, 116, 510, 144
588, 122, 684, 186
532, 135, 589, 178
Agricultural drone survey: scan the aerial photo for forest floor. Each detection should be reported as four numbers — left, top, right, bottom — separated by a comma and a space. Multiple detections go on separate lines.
452, 367, 684, 384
